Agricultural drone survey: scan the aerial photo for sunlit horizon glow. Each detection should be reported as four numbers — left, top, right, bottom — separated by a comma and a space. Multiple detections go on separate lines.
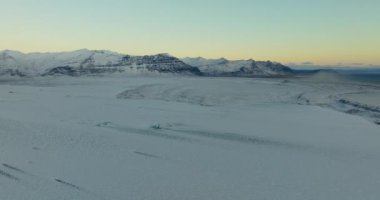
1, 0, 379, 66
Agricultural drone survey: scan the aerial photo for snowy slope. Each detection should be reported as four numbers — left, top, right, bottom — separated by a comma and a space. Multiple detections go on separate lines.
0, 76, 379, 200
0, 49, 121, 75
181, 57, 293, 76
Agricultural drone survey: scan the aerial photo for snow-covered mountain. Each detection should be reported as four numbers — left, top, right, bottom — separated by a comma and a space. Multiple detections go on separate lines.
0, 49, 292, 77
0, 49, 120, 76
181, 57, 293, 76
0, 49, 201, 76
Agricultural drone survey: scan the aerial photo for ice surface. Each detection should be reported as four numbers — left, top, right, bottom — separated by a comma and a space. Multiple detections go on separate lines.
0, 76, 379, 200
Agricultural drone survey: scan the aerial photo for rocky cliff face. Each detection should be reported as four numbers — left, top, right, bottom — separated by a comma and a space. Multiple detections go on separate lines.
120, 54, 202, 75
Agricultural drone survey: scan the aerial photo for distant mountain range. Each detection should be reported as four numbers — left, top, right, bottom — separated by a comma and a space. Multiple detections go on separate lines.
0, 49, 293, 77
182, 57, 293, 76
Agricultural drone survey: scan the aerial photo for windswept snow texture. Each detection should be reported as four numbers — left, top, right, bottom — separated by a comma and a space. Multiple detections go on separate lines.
0, 76, 380, 200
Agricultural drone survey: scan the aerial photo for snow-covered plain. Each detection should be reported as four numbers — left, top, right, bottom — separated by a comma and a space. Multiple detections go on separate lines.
0, 75, 379, 200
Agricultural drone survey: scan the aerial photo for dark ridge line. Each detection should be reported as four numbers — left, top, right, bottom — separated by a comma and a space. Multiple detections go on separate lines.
55, 179, 82, 190
106, 125, 198, 143
164, 128, 310, 151
2, 163, 26, 174
338, 99, 380, 113
0, 169, 19, 181
54, 178, 107, 200
134, 151, 161, 159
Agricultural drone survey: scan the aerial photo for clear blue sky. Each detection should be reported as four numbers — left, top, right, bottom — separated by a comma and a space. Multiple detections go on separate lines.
1, 0, 379, 65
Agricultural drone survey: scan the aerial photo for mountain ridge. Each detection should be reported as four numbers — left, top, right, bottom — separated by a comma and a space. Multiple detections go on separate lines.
0, 49, 293, 77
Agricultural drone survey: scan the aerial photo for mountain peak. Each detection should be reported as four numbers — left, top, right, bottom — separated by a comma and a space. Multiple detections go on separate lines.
0, 49, 293, 77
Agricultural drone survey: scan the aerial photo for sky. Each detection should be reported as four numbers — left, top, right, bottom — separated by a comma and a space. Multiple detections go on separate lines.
1, 0, 379, 66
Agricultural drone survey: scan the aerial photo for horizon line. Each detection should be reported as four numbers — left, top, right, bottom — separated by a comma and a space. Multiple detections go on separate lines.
1, 48, 379, 68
